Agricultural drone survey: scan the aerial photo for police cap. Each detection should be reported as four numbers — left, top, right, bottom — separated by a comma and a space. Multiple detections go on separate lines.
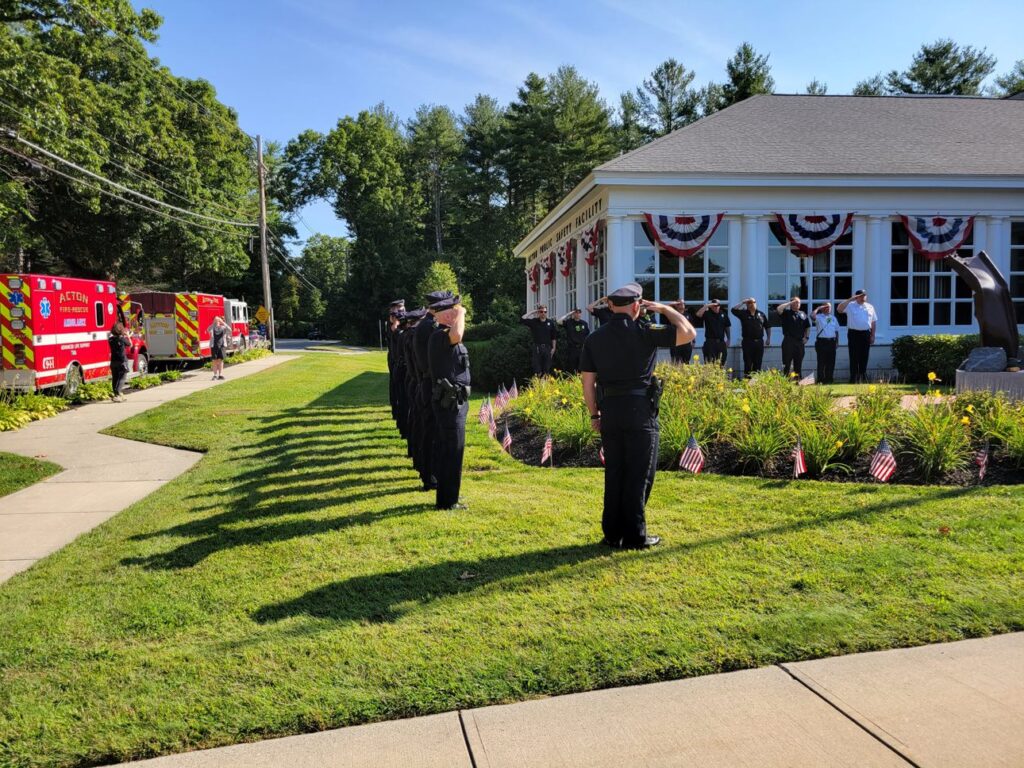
404, 308, 428, 321
607, 282, 643, 306
424, 290, 454, 305
429, 294, 461, 311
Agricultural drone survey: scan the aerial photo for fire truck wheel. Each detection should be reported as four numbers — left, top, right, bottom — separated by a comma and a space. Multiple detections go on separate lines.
63, 364, 83, 398
137, 354, 149, 376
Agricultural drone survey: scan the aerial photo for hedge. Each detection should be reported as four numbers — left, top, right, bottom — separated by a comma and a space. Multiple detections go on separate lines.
891, 334, 979, 383
465, 326, 533, 393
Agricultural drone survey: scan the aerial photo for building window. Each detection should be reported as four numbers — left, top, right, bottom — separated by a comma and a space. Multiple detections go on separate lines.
633, 220, 728, 305
890, 223, 973, 327
565, 243, 578, 312
94, 301, 104, 327
1012, 221, 1024, 324
586, 225, 607, 304
767, 225, 852, 324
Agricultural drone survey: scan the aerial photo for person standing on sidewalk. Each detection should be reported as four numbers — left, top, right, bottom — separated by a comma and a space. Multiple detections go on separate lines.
812, 303, 840, 384
108, 322, 131, 402
776, 296, 811, 380
209, 316, 229, 380
731, 298, 771, 378
837, 290, 877, 384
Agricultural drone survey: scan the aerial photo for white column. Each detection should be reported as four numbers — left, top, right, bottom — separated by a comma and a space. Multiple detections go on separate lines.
575, 239, 588, 310
726, 217, 742, 310
605, 215, 632, 291
987, 217, 1009, 277
554, 248, 566, 317
865, 216, 888, 340
972, 217, 988, 257
740, 215, 760, 305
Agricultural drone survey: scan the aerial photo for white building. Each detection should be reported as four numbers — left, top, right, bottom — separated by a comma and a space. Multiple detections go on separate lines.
515, 94, 1024, 377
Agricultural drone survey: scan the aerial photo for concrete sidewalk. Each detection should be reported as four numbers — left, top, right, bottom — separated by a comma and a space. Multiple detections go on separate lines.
0, 355, 291, 583
113, 632, 1023, 768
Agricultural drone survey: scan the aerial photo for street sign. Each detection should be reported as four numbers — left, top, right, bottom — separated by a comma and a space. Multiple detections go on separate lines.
255, 305, 269, 323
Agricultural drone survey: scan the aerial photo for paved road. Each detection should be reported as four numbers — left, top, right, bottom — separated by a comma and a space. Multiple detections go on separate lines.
111, 633, 1024, 767
274, 338, 372, 353
0, 355, 291, 583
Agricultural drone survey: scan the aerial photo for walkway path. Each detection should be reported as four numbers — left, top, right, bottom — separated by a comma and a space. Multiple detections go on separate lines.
111, 632, 1023, 767
0, 355, 290, 583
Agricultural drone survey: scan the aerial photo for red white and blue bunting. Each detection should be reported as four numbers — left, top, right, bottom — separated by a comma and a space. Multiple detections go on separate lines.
541, 252, 556, 285
643, 213, 725, 258
527, 262, 540, 293
580, 220, 601, 265
774, 213, 854, 256
900, 215, 974, 260
558, 240, 574, 277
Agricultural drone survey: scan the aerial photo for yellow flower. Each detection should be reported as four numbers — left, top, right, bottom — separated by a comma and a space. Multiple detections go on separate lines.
692, 354, 700, 362
966, 404, 975, 413
932, 391, 943, 400
835, 440, 844, 449
524, 407, 533, 416
927, 371, 938, 382
741, 402, 751, 414
868, 385, 877, 393
727, 368, 733, 373
789, 371, 798, 378
961, 416, 971, 425
554, 389, 561, 396
561, 398, 568, 405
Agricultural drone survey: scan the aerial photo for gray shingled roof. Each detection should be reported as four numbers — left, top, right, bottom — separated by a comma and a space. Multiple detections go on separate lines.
597, 94, 1024, 177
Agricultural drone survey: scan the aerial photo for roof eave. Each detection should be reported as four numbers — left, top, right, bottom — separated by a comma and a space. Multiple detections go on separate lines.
513, 173, 598, 258
593, 170, 1024, 188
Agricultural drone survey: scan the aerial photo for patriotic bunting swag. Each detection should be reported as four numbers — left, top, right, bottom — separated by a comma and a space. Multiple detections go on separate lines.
643, 213, 725, 258
900, 215, 975, 260
580, 221, 601, 266
527, 263, 540, 293
774, 213, 854, 256
541, 252, 556, 285
558, 240, 574, 277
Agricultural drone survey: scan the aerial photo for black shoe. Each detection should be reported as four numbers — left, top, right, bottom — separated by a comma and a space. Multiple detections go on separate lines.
438, 502, 468, 511
601, 537, 623, 548
621, 535, 661, 550
421, 483, 437, 491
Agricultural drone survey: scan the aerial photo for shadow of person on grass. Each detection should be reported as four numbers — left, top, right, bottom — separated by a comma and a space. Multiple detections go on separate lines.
252, 542, 610, 625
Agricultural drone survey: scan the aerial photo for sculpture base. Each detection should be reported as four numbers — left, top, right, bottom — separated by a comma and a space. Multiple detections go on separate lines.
956, 369, 1024, 401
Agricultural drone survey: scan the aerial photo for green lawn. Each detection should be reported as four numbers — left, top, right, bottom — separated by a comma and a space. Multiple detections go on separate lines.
823, 382, 953, 397
0, 352, 1021, 767
0, 452, 61, 498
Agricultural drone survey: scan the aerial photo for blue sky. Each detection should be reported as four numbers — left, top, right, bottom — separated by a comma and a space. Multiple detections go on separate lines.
138, 0, 1024, 245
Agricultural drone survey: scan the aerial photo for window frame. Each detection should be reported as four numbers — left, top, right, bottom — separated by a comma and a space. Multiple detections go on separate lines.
1011, 220, 1024, 326
889, 221, 974, 329
766, 225, 853, 326
632, 219, 729, 306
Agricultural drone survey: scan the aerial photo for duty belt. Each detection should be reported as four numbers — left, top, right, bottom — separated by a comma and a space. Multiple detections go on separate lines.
601, 385, 649, 397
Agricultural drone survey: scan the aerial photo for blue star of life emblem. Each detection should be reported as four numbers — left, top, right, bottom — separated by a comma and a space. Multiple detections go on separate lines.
39, 297, 52, 318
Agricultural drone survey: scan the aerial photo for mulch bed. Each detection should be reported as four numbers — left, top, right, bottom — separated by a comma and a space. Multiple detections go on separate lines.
496, 414, 1024, 487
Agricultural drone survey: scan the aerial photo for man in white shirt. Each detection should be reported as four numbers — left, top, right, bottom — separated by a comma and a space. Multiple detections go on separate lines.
812, 303, 840, 384
836, 290, 877, 384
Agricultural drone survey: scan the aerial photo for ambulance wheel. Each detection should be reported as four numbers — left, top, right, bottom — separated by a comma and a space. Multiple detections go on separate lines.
136, 354, 149, 376
63, 364, 83, 398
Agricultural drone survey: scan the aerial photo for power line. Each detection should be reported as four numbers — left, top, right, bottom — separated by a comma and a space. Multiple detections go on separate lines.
6, 131, 257, 229
267, 235, 320, 293
0, 85, 256, 221
0, 143, 251, 238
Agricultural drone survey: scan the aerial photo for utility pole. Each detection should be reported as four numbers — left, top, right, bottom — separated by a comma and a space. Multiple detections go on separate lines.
256, 135, 275, 352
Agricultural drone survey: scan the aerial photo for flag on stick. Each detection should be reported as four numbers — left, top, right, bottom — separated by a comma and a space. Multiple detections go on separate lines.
488, 407, 497, 439
598, 445, 605, 466
501, 421, 513, 453
679, 436, 705, 474
974, 440, 989, 480
541, 430, 553, 466
495, 384, 509, 411
792, 438, 807, 478
509, 380, 519, 400
478, 396, 491, 426
869, 438, 897, 482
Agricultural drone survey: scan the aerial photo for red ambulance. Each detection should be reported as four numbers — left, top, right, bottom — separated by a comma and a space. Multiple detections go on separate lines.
133, 291, 230, 362
0, 273, 147, 394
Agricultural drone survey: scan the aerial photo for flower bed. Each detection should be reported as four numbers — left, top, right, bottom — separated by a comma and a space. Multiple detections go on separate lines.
497, 364, 1024, 486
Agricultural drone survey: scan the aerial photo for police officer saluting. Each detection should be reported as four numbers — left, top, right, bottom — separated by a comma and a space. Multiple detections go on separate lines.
386, 299, 405, 422
428, 293, 471, 510
413, 293, 448, 492
558, 308, 590, 373
667, 300, 695, 364
580, 282, 696, 549
521, 305, 558, 376
812, 302, 840, 384
776, 296, 811, 380
695, 299, 730, 365
731, 297, 771, 377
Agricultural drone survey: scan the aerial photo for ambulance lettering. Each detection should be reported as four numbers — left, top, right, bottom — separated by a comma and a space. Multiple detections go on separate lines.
42, 357, 55, 370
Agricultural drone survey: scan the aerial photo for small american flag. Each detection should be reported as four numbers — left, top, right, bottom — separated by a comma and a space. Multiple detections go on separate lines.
679, 436, 705, 474
509, 380, 519, 400
598, 445, 605, 466
488, 407, 497, 439
792, 439, 807, 478
478, 397, 491, 425
494, 384, 509, 411
869, 438, 897, 483
975, 440, 989, 480
501, 422, 512, 452
541, 430, 553, 466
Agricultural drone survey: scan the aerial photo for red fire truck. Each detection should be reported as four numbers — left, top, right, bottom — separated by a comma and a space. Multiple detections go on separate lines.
225, 298, 250, 351
1, 273, 147, 394
133, 291, 241, 362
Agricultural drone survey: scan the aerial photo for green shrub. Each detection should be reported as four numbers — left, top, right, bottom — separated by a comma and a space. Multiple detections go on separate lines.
466, 321, 508, 342
465, 326, 532, 393
131, 375, 163, 390
13, 393, 68, 420
69, 381, 114, 403
0, 403, 32, 431
891, 334, 978, 383
159, 370, 182, 383
896, 401, 970, 482
794, 416, 851, 477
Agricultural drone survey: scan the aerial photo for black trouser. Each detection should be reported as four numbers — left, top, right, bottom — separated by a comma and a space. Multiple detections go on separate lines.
389, 369, 399, 420
848, 329, 871, 383
531, 344, 553, 376
433, 399, 468, 509
669, 343, 693, 364
599, 395, 659, 547
417, 379, 437, 488
405, 376, 418, 459
566, 343, 583, 373
111, 364, 128, 396
702, 339, 728, 366
781, 336, 806, 379
395, 369, 408, 437
741, 339, 764, 377
815, 337, 837, 384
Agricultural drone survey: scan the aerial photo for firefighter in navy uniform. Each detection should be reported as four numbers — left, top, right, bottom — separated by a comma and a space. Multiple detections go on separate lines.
558, 308, 590, 373
580, 282, 696, 549
731, 298, 771, 377
520, 305, 558, 376
428, 294, 471, 510
385, 299, 405, 421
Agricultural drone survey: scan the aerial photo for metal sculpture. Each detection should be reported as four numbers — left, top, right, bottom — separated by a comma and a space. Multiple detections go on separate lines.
946, 250, 1021, 371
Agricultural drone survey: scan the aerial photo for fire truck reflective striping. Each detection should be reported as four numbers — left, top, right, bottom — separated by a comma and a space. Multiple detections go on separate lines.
0, 277, 35, 368
174, 294, 200, 358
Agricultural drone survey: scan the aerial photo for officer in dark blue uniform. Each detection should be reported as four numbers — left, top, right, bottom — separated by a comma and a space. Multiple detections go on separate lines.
696, 299, 731, 365
586, 297, 614, 327
428, 293, 471, 510
391, 311, 411, 437
386, 299, 405, 421
776, 296, 811, 380
413, 293, 448, 492
667, 301, 695, 364
580, 282, 696, 549
731, 298, 771, 377
402, 308, 426, 461
520, 305, 558, 376
558, 308, 590, 373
